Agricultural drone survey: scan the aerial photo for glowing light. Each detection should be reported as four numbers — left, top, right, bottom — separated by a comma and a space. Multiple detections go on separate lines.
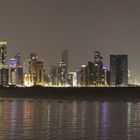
0, 41, 7, 45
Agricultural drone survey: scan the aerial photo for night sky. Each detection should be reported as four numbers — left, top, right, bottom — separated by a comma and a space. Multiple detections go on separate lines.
0, 0, 139, 82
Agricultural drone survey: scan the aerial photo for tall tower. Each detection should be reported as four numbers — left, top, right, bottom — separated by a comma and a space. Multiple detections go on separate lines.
62, 49, 68, 70
0, 41, 7, 68
94, 51, 104, 86
58, 62, 67, 86
110, 55, 128, 86
0, 41, 8, 86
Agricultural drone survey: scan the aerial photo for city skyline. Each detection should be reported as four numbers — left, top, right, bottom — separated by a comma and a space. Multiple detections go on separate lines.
0, 41, 129, 87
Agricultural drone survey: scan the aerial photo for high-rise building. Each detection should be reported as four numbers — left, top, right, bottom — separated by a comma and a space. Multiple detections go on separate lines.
87, 61, 95, 85
9, 53, 23, 86
28, 53, 45, 86
0, 41, 8, 87
76, 69, 81, 86
28, 53, 38, 85
94, 51, 104, 86
62, 49, 68, 70
58, 62, 67, 86
103, 67, 110, 86
67, 72, 77, 87
80, 65, 88, 86
15, 52, 22, 66
50, 65, 58, 86
36, 61, 45, 86
23, 60, 31, 86
16, 66, 23, 86
9, 58, 17, 85
0, 68, 8, 87
110, 55, 128, 86
0, 41, 7, 68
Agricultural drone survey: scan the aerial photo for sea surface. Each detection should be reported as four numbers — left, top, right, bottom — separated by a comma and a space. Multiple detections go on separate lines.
0, 94, 139, 140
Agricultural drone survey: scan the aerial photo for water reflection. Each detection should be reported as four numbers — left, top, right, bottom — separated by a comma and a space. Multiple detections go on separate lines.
0, 97, 139, 139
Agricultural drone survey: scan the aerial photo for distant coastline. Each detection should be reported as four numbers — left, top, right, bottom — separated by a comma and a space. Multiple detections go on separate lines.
0, 86, 139, 98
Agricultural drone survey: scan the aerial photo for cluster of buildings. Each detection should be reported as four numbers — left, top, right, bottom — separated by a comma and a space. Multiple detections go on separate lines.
0, 41, 45, 87
49, 50, 128, 87
0, 41, 128, 87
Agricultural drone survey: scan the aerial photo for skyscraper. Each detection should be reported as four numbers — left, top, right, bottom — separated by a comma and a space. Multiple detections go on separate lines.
0, 41, 7, 68
94, 51, 104, 86
110, 55, 128, 86
62, 49, 68, 70
87, 61, 95, 85
58, 62, 67, 86
80, 65, 88, 86
28, 53, 38, 85
0, 41, 8, 86
50, 65, 58, 86
36, 61, 45, 86
9, 58, 17, 85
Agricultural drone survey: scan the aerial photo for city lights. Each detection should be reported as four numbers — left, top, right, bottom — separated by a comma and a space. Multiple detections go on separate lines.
0, 41, 131, 87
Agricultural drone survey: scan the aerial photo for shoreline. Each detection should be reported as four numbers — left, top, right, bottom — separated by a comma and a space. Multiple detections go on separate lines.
0, 87, 139, 99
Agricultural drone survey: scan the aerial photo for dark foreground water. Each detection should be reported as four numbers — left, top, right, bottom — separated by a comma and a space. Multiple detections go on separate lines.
0, 95, 139, 140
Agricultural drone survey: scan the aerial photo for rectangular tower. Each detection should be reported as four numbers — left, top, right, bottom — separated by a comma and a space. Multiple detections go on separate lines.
62, 49, 68, 70
110, 55, 128, 86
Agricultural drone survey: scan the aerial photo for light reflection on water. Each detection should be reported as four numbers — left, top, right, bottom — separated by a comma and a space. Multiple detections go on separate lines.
0, 98, 139, 139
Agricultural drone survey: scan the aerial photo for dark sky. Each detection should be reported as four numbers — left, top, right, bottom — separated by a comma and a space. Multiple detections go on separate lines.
0, 0, 139, 82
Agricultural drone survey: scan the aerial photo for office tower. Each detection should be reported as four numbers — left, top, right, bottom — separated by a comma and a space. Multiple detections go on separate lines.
67, 72, 77, 87
62, 49, 68, 70
110, 55, 128, 86
15, 52, 21, 66
28, 53, 45, 86
23, 60, 31, 86
94, 51, 104, 86
28, 53, 38, 85
76, 69, 81, 86
103, 67, 110, 86
87, 61, 95, 85
36, 61, 45, 86
15, 53, 23, 86
50, 65, 58, 86
9, 53, 23, 86
0, 41, 8, 86
16, 66, 23, 86
58, 62, 67, 86
9, 58, 17, 85
0, 41, 7, 67
0, 68, 8, 86
80, 65, 88, 86
67, 73, 73, 86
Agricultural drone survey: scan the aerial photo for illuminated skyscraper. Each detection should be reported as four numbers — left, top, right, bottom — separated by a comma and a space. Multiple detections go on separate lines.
76, 69, 80, 86
0, 68, 8, 86
110, 55, 128, 86
62, 49, 68, 70
0, 41, 8, 86
9, 53, 23, 86
23, 60, 31, 86
9, 58, 17, 85
15, 52, 22, 66
29, 53, 38, 85
87, 61, 95, 85
0, 41, 7, 68
50, 65, 58, 86
67, 72, 76, 87
36, 61, 45, 86
94, 51, 104, 86
28, 53, 45, 86
58, 62, 67, 86
103, 67, 110, 86
80, 65, 88, 86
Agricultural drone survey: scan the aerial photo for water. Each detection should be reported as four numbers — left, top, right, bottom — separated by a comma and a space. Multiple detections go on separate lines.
0, 96, 139, 140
